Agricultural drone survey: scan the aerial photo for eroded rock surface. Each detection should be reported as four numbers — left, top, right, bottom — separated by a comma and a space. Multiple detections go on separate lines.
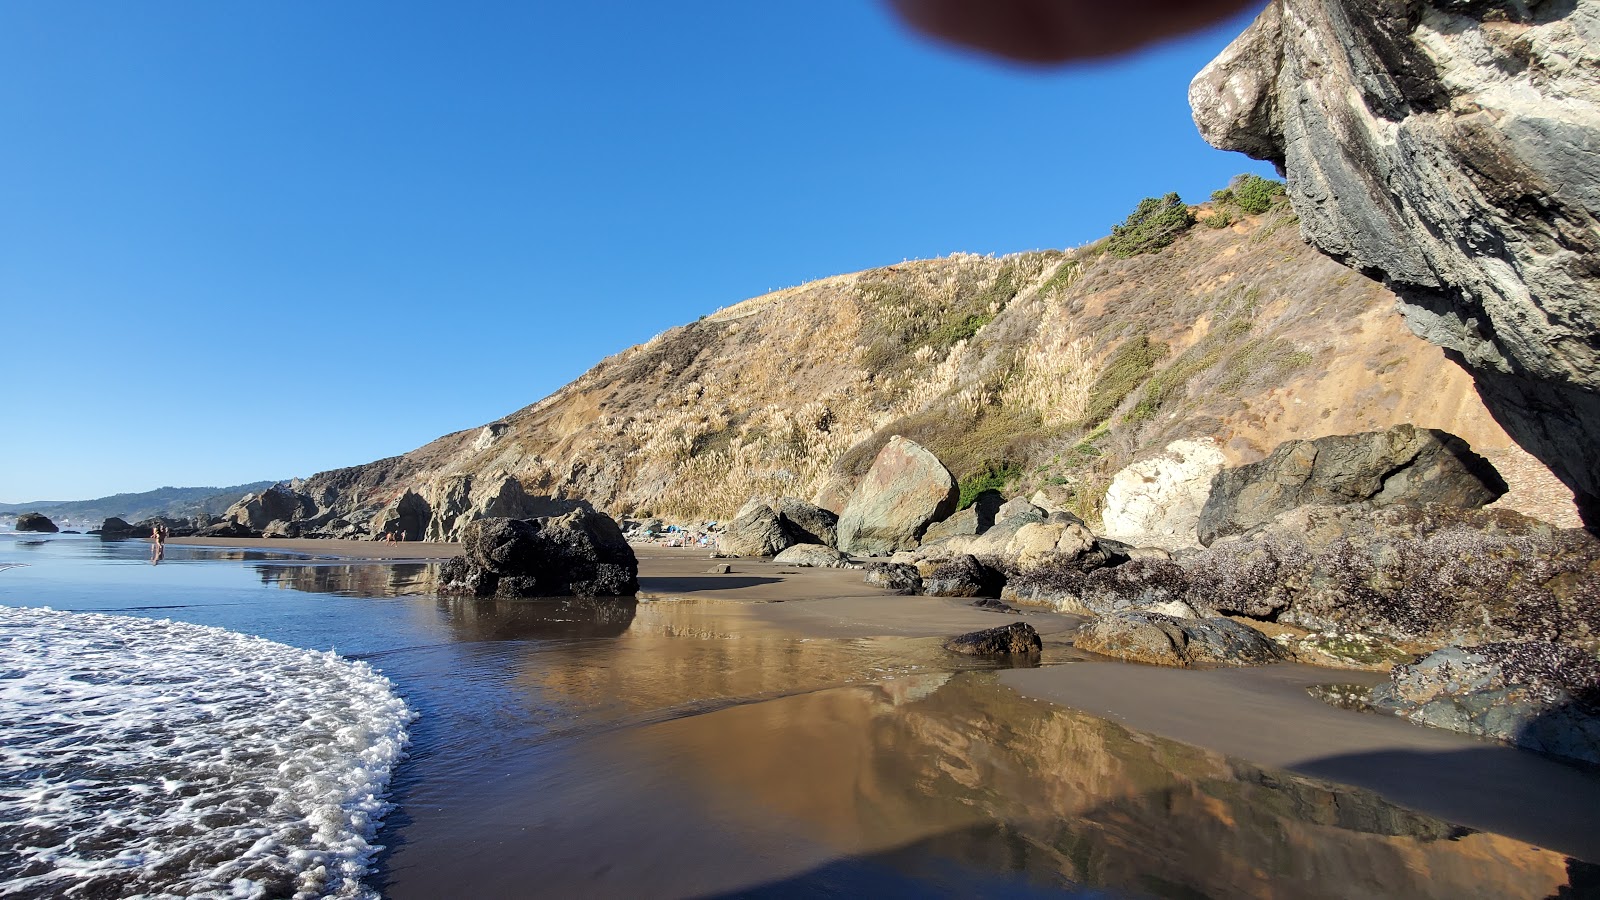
943, 621, 1042, 656
1198, 425, 1506, 545
1102, 438, 1226, 550
1076, 612, 1287, 668
439, 509, 639, 597
1191, 0, 1600, 523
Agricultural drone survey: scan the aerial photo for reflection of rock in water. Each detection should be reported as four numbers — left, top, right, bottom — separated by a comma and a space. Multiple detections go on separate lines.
256, 562, 437, 598
437, 596, 638, 642
620, 673, 1576, 899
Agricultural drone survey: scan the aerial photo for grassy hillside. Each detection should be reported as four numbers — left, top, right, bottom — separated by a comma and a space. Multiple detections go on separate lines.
304, 186, 1572, 528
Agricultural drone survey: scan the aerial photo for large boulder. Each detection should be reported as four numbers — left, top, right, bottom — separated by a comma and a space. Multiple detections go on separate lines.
14, 513, 57, 533
1197, 426, 1506, 546
1190, 0, 1600, 524
721, 498, 796, 557
98, 517, 139, 538
772, 497, 839, 549
836, 437, 959, 555
942, 621, 1042, 657
1101, 438, 1226, 550
864, 562, 923, 595
922, 554, 1005, 598
424, 473, 588, 542
1370, 642, 1600, 767
1076, 612, 1286, 668
440, 509, 638, 598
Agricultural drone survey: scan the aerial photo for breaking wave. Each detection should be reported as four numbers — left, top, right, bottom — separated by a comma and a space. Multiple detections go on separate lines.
0, 607, 413, 899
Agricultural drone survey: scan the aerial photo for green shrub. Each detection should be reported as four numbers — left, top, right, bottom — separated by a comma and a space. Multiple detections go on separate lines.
1232, 175, 1286, 214
1083, 335, 1167, 425
1038, 259, 1079, 297
958, 462, 1022, 510
1106, 193, 1196, 258
1204, 211, 1233, 229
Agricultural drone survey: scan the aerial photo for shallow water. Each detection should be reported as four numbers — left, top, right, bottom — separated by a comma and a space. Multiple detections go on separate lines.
1, 535, 1595, 899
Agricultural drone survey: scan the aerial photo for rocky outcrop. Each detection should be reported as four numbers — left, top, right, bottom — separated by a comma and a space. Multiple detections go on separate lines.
772, 498, 839, 549
1101, 438, 1226, 550
226, 485, 315, 532
771, 543, 852, 568
864, 562, 924, 594
922, 491, 1004, 543
97, 517, 139, 538
1370, 641, 1600, 767
942, 621, 1042, 656
922, 554, 1005, 598
422, 474, 587, 543
14, 513, 57, 533
438, 509, 639, 598
1191, 0, 1600, 524
1076, 611, 1287, 668
1019, 503, 1600, 652
1198, 426, 1506, 545
836, 437, 959, 556
371, 490, 431, 541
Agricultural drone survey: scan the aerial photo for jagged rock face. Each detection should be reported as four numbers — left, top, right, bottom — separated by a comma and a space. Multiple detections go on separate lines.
1101, 438, 1226, 550
422, 473, 584, 542
372, 489, 431, 540
14, 513, 57, 533
836, 437, 959, 555
226, 485, 314, 531
1198, 425, 1507, 545
1191, 0, 1600, 522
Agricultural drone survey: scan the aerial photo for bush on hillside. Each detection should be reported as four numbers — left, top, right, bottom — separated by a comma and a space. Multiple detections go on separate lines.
1214, 175, 1287, 215
958, 462, 1022, 510
1083, 335, 1167, 426
1106, 193, 1196, 259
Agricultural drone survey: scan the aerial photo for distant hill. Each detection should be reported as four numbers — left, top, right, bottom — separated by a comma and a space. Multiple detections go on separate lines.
0, 482, 279, 527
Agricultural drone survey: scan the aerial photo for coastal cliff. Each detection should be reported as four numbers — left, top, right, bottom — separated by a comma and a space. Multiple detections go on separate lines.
264, 193, 1577, 540
1190, 0, 1600, 525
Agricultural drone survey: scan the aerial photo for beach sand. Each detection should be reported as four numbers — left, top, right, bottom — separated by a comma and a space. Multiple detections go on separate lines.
162, 539, 1600, 888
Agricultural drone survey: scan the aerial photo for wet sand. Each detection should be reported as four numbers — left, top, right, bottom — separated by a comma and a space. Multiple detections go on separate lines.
154, 539, 1600, 888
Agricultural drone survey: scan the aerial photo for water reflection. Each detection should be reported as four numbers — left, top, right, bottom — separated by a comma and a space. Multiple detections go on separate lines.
607, 673, 1582, 899
437, 596, 638, 641
255, 561, 437, 598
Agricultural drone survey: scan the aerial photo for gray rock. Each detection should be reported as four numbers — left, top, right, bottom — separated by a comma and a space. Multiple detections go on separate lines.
226, 485, 315, 532
1370, 642, 1600, 767
14, 513, 58, 533
922, 554, 1005, 598
1076, 612, 1285, 668
943, 621, 1042, 656
837, 436, 959, 555
1198, 426, 1506, 546
864, 562, 923, 595
772, 543, 851, 568
443, 509, 639, 597
1190, 0, 1600, 524
722, 498, 795, 557
371, 489, 431, 541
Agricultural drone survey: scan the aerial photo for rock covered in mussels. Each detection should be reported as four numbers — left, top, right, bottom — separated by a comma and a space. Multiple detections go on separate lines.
439, 509, 639, 597
1189, 0, 1600, 523
1370, 641, 1600, 767
864, 562, 924, 595
943, 621, 1042, 657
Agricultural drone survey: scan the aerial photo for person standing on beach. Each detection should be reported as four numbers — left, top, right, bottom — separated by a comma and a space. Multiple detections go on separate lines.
150, 522, 165, 564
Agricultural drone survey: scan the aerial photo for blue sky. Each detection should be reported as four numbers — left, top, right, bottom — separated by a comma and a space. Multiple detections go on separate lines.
0, 1, 1274, 503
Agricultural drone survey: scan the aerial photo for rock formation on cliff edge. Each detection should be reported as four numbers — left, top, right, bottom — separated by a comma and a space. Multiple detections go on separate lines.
1190, 0, 1600, 525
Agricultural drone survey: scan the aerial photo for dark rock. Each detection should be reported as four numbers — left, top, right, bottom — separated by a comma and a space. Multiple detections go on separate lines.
373, 489, 431, 541
922, 491, 1005, 543
98, 517, 140, 538
14, 513, 58, 533
943, 621, 1042, 656
136, 516, 197, 538
1076, 612, 1286, 668
837, 436, 960, 555
446, 508, 639, 598
1004, 556, 1193, 616
923, 554, 1005, 598
1370, 642, 1600, 767
1190, 1, 1600, 524
1198, 426, 1507, 546
972, 598, 1019, 613
864, 562, 923, 595
195, 520, 260, 539
773, 497, 840, 549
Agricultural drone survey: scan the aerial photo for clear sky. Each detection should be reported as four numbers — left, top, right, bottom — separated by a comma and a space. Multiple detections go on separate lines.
0, 1, 1275, 503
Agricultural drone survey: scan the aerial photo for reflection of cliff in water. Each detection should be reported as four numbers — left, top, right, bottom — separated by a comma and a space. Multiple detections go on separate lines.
619, 673, 1579, 899
256, 562, 437, 597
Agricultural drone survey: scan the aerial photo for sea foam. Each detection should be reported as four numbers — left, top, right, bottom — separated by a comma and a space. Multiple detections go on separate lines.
0, 607, 414, 899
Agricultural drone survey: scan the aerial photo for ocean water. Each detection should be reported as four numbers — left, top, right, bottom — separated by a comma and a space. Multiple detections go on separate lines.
2, 534, 1598, 899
